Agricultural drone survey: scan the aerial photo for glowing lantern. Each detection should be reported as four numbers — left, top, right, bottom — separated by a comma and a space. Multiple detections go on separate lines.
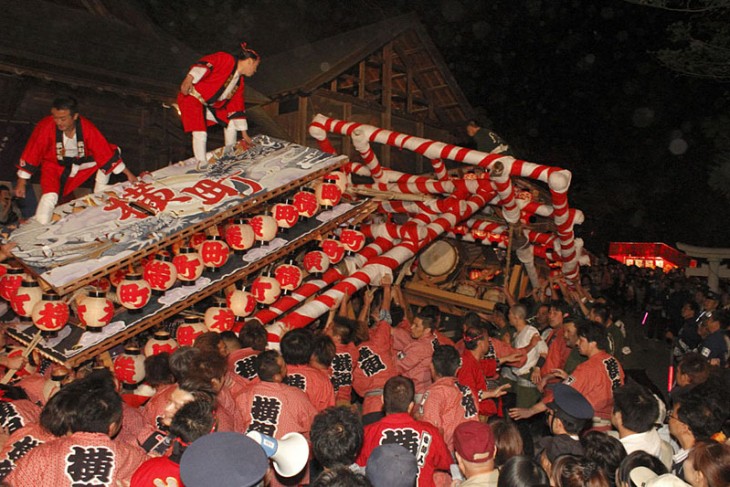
113, 346, 146, 386
225, 218, 255, 253
32, 292, 69, 336
250, 214, 278, 245
314, 177, 342, 208
176, 315, 207, 346
293, 187, 319, 219
117, 274, 152, 312
173, 247, 204, 285
251, 275, 281, 305
274, 262, 303, 294
0, 267, 27, 302
144, 330, 179, 357
143, 253, 178, 295
226, 284, 256, 317
321, 237, 345, 264
272, 200, 299, 232
200, 236, 230, 272
303, 250, 330, 275
204, 298, 235, 333
6, 347, 37, 378
326, 171, 348, 193
108, 268, 128, 288
77, 290, 114, 332
188, 232, 207, 250
340, 227, 366, 254
10, 280, 42, 321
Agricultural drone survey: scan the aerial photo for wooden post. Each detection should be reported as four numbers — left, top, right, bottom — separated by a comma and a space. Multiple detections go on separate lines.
381, 43, 393, 168
297, 96, 309, 145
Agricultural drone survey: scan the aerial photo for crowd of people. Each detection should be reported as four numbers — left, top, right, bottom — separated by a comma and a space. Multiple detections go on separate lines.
0, 259, 726, 487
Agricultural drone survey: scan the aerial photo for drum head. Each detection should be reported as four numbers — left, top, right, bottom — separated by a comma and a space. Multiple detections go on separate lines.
419, 240, 458, 277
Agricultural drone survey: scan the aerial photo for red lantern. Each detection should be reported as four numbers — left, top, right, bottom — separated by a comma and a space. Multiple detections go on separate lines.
272, 200, 299, 231
176, 315, 207, 346
10, 280, 42, 320
226, 284, 256, 317
188, 231, 207, 250
326, 171, 348, 193
251, 275, 281, 305
89, 278, 112, 293
293, 187, 319, 219
0, 267, 27, 302
314, 177, 343, 208
173, 247, 204, 285
200, 236, 230, 272
117, 274, 151, 312
274, 262, 303, 293
225, 218, 255, 253
108, 268, 128, 288
32, 292, 69, 336
144, 330, 179, 357
77, 290, 114, 332
143, 253, 178, 295
250, 214, 277, 245
303, 250, 330, 275
113, 346, 146, 386
321, 238, 345, 264
205, 299, 235, 333
340, 227, 366, 254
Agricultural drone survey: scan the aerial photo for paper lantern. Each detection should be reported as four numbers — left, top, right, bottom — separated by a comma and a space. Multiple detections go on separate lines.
77, 290, 114, 332
176, 315, 208, 346
204, 299, 235, 333
225, 218, 255, 253
188, 231, 207, 250
5, 347, 37, 379
117, 274, 151, 312
10, 280, 42, 320
200, 236, 230, 272
113, 346, 146, 386
173, 247, 204, 285
31, 292, 69, 336
250, 214, 277, 245
251, 275, 281, 305
226, 284, 257, 317
88, 278, 112, 293
108, 268, 128, 288
0, 267, 27, 302
303, 250, 330, 275
326, 171, 348, 193
293, 187, 319, 219
321, 238, 345, 264
272, 200, 299, 231
143, 253, 178, 295
274, 262, 303, 293
314, 177, 343, 208
144, 330, 179, 357
340, 227, 366, 254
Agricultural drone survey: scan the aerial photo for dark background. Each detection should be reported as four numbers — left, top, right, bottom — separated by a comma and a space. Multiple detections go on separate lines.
138, 0, 730, 253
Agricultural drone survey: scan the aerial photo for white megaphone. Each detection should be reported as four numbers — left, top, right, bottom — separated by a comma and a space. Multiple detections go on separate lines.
246, 430, 309, 478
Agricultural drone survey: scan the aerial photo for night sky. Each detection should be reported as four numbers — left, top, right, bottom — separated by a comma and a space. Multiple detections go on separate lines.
140, 0, 730, 252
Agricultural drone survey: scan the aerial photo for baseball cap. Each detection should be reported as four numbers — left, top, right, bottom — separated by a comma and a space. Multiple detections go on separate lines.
366, 443, 418, 487
453, 421, 495, 463
180, 432, 268, 487
630, 467, 690, 487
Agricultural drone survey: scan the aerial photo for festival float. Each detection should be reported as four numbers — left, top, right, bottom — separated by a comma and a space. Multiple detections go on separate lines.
1, 118, 587, 367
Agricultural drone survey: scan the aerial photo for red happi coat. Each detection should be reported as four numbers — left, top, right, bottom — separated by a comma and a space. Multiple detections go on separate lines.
329, 341, 357, 403
237, 380, 317, 439
560, 351, 625, 420
18, 115, 123, 195
418, 377, 478, 452
284, 363, 336, 412
352, 320, 398, 415
0, 422, 54, 482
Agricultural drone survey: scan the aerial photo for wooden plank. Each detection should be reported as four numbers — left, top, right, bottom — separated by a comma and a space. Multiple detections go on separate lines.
404, 281, 496, 312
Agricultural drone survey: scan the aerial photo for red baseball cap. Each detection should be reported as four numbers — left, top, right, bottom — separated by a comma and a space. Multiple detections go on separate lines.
453, 421, 495, 463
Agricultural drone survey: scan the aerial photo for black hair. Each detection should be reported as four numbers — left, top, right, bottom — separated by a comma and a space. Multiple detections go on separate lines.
219, 330, 241, 349
256, 350, 283, 382
239, 319, 267, 351
187, 351, 227, 386
193, 332, 223, 355
590, 303, 610, 324
0, 185, 10, 193
463, 326, 486, 351
0, 384, 29, 401
144, 353, 174, 387
169, 346, 200, 383
612, 383, 658, 433
312, 466, 372, 487
549, 300, 571, 315
52, 96, 79, 115
463, 312, 482, 330
676, 388, 727, 441
419, 305, 441, 321
169, 399, 215, 445
497, 455, 549, 487
312, 334, 336, 367
581, 431, 626, 487
432, 344, 460, 378
488, 418, 524, 468
67, 372, 123, 434
332, 316, 359, 345
281, 328, 315, 365
576, 321, 610, 352
383, 375, 414, 414
550, 455, 609, 487
311, 406, 364, 468
677, 352, 710, 385
236, 44, 261, 62
616, 451, 667, 487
